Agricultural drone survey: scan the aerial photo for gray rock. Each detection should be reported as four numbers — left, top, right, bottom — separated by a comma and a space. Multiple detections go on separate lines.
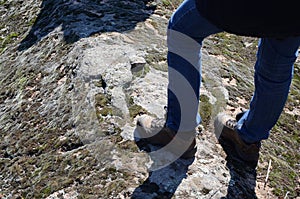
130, 56, 146, 73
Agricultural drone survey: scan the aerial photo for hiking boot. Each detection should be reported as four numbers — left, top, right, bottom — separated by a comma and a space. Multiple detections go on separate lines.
214, 113, 261, 162
136, 115, 197, 159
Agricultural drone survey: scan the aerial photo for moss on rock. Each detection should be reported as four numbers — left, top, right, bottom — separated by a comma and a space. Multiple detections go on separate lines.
199, 94, 213, 128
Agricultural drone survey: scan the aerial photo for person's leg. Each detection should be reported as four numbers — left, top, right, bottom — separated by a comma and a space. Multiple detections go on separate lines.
166, 0, 222, 132
237, 37, 300, 143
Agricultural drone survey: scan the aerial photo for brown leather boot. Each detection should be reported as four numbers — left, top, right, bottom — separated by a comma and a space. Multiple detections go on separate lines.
214, 113, 261, 162
136, 115, 197, 159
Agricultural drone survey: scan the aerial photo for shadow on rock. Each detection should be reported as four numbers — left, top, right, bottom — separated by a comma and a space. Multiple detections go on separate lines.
131, 131, 195, 199
18, 0, 156, 51
218, 137, 259, 199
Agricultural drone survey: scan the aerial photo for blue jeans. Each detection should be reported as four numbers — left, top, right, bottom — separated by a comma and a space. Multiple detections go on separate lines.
166, 0, 300, 143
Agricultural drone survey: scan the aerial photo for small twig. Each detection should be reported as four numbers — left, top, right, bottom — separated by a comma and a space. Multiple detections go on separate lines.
264, 159, 272, 189
284, 191, 290, 199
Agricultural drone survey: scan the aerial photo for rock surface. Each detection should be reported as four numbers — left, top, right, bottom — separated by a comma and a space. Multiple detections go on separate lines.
0, 0, 299, 198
